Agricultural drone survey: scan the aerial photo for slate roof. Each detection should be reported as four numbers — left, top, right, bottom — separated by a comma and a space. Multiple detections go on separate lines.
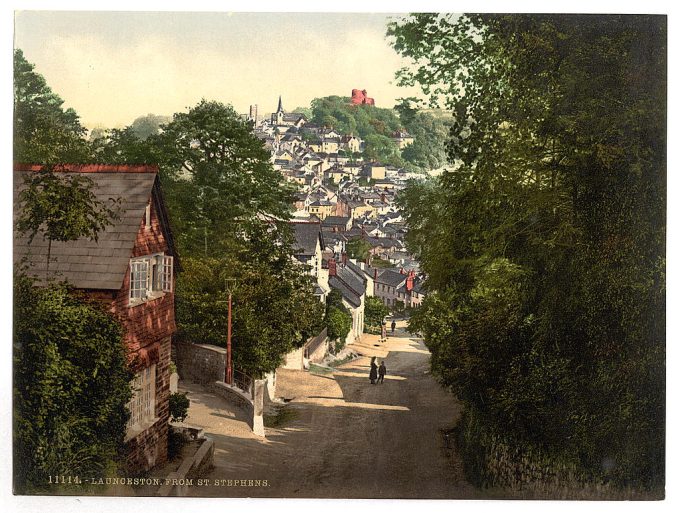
329, 263, 366, 309
375, 269, 408, 288
291, 222, 322, 256
14, 164, 173, 290
322, 216, 351, 227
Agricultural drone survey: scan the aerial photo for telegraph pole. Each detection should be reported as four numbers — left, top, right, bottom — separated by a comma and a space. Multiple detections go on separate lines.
226, 288, 233, 385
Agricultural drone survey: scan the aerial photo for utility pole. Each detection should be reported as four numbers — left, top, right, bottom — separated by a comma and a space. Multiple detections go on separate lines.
226, 288, 233, 385
223, 278, 237, 385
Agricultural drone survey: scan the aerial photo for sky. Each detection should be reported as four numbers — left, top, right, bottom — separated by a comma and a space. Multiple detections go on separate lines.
13, 11, 425, 130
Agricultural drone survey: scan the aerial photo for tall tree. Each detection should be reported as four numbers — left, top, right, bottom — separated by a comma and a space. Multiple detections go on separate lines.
391, 14, 665, 491
13, 49, 91, 163
157, 100, 294, 256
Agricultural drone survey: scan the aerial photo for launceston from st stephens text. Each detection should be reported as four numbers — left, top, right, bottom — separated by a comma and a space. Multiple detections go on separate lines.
47, 475, 269, 487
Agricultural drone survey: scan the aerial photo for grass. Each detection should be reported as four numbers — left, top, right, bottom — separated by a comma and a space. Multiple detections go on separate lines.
328, 353, 359, 368
264, 405, 298, 428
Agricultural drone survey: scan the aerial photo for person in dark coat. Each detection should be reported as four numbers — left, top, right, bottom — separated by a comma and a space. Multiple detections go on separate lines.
378, 360, 386, 384
391, 320, 396, 334
369, 357, 378, 384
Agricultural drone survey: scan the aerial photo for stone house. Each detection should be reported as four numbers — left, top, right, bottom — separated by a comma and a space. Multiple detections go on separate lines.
291, 221, 329, 302
371, 268, 408, 307
307, 199, 335, 220
13, 163, 180, 473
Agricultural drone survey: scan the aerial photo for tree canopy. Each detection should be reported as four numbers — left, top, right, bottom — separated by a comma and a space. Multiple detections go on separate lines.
391, 14, 665, 491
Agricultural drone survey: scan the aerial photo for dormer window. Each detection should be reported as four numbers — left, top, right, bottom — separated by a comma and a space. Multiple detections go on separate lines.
129, 253, 173, 305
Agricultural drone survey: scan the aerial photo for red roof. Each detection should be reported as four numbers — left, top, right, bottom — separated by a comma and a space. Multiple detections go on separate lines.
13, 163, 159, 174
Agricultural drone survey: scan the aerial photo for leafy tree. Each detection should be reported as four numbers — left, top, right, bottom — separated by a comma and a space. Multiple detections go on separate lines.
13, 49, 91, 163
325, 289, 352, 347
364, 296, 389, 328
130, 113, 171, 140
16, 167, 119, 277
391, 14, 665, 491
363, 133, 404, 167
89, 126, 162, 164
94, 99, 324, 377
346, 238, 372, 261
157, 100, 295, 256
175, 251, 324, 377
399, 110, 450, 170
14, 274, 132, 493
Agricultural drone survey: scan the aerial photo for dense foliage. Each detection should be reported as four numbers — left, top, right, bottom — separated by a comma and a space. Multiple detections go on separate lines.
169, 392, 190, 423
345, 238, 372, 262
364, 296, 389, 328
391, 14, 665, 491
324, 289, 352, 349
14, 274, 132, 493
176, 251, 324, 376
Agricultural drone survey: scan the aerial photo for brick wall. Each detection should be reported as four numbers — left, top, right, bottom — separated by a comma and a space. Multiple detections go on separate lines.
110, 198, 176, 357
98, 193, 175, 473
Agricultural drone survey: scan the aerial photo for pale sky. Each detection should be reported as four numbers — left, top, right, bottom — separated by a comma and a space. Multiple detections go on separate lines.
13, 11, 424, 130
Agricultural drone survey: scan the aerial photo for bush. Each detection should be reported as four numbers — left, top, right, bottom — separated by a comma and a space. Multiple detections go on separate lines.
13, 274, 132, 493
167, 429, 187, 461
169, 392, 190, 423
365, 296, 389, 328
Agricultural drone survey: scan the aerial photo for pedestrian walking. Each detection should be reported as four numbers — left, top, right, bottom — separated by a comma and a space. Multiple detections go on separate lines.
391, 319, 396, 334
378, 360, 386, 384
369, 357, 378, 385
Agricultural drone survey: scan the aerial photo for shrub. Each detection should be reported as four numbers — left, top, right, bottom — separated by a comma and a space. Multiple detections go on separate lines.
169, 392, 190, 423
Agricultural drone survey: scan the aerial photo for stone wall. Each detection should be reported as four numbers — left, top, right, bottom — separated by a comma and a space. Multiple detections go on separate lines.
281, 346, 304, 370
305, 328, 329, 363
174, 340, 226, 384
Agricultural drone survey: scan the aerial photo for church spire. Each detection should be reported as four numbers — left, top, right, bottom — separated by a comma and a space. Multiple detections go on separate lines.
277, 95, 283, 113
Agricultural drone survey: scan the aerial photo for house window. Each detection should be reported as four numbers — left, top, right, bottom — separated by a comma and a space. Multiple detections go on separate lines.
126, 364, 156, 433
129, 254, 173, 305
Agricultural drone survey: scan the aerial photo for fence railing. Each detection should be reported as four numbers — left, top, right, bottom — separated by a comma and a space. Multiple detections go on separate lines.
232, 367, 253, 399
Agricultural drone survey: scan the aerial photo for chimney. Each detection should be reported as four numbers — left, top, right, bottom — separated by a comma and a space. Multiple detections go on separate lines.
342, 252, 348, 265
381, 193, 386, 203
328, 258, 337, 277
406, 271, 414, 292
373, 269, 378, 281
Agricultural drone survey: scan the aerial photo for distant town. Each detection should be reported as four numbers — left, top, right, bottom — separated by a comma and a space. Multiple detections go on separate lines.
248, 91, 427, 343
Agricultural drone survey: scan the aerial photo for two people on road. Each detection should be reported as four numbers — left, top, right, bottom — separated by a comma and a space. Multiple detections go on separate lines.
369, 356, 387, 384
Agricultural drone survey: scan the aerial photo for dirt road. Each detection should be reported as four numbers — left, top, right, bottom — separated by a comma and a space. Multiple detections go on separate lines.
183, 321, 477, 499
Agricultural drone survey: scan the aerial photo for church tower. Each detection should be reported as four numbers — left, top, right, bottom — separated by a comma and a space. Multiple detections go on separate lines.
273, 95, 285, 125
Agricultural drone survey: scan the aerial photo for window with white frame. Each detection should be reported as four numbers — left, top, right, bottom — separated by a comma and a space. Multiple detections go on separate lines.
129, 254, 173, 305
126, 364, 156, 432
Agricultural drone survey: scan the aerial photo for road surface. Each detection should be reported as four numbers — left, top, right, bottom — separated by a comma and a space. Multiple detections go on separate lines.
183, 320, 477, 499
